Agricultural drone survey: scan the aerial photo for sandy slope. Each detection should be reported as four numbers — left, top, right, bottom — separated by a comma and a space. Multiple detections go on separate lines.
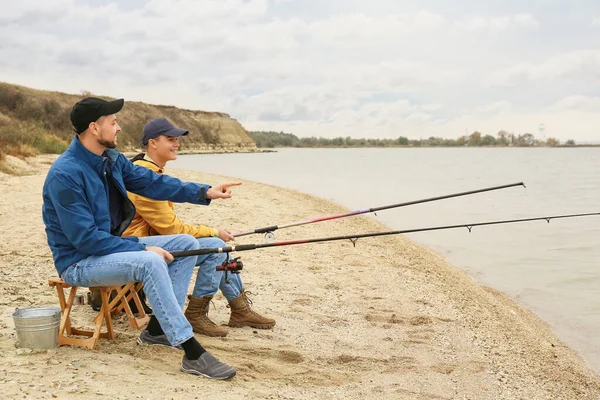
0, 155, 598, 400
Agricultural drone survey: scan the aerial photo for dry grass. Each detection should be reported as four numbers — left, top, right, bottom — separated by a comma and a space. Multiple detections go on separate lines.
0, 122, 69, 161
0, 82, 256, 165
0, 152, 9, 174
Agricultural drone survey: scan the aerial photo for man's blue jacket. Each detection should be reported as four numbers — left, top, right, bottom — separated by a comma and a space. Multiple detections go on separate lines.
42, 136, 211, 276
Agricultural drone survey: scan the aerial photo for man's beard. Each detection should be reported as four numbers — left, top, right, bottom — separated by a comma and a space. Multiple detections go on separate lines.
98, 136, 117, 149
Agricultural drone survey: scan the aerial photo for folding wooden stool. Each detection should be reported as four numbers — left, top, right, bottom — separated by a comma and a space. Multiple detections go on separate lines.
92, 281, 150, 330
48, 278, 150, 349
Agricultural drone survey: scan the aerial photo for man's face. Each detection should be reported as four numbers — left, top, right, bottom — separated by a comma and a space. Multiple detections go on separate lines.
93, 114, 121, 149
149, 135, 180, 162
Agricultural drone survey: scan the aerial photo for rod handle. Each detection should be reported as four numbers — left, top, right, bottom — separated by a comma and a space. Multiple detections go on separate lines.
255, 225, 277, 234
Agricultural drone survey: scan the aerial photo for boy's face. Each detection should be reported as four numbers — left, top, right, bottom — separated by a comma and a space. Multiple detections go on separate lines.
149, 135, 180, 162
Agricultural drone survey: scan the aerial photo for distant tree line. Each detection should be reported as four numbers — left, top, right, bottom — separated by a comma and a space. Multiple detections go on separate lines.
248, 130, 579, 148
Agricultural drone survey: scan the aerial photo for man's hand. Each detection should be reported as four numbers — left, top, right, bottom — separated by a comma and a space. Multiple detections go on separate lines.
207, 182, 242, 199
216, 227, 235, 242
146, 246, 174, 263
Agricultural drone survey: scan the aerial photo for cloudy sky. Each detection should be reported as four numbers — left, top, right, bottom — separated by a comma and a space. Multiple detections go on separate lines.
1, 0, 599, 141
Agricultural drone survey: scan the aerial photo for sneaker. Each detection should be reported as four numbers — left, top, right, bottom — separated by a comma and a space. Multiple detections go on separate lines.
181, 352, 236, 380
136, 329, 182, 350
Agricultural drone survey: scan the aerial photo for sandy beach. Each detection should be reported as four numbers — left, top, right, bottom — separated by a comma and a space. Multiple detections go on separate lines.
0, 155, 599, 400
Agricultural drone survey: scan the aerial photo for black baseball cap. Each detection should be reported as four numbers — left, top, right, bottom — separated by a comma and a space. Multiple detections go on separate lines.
70, 97, 124, 134
142, 118, 189, 145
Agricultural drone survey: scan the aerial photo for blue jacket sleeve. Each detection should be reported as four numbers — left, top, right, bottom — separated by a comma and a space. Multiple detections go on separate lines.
120, 155, 212, 205
46, 174, 146, 256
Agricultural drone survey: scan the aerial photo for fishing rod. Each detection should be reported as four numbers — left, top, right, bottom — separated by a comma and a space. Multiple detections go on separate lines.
173, 212, 600, 257
232, 181, 526, 240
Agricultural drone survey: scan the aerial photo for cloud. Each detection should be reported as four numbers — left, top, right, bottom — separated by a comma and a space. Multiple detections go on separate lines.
0, 1, 72, 22
484, 50, 600, 87
453, 13, 539, 33
548, 95, 600, 112
245, 94, 600, 142
513, 14, 540, 28
471, 101, 513, 114
0, 1, 598, 142
593, 17, 600, 26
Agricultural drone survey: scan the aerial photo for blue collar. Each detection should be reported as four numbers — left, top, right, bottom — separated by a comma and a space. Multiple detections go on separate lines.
69, 135, 120, 172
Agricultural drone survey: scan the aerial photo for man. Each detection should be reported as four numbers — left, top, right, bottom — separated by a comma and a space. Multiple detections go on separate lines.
123, 118, 275, 337
42, 97, 238, 380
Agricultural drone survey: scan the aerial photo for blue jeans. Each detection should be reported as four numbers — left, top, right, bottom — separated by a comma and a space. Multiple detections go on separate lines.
193, 237, 243, 301
61, 234, 200, 346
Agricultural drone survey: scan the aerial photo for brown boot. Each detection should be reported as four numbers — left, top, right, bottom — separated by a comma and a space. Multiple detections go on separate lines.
184, 296, 228, 337
228, 290, 276, 329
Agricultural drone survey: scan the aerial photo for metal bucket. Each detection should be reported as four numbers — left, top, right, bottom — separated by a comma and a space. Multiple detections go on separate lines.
12, 307, 61, 349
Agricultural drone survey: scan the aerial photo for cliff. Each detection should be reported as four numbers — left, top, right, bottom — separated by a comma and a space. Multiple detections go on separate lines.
0, 82, 257, 154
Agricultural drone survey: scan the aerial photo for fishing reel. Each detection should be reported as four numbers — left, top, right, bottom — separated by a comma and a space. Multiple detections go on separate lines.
216, 257, 243, 283
264, 231, 275, 243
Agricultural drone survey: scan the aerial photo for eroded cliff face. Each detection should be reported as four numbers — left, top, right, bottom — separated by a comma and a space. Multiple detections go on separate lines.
117, 101, 257, 152
0, 82, 257, 152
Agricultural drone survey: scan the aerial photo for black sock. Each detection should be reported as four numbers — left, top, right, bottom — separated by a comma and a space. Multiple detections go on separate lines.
181, 337, 206, 360
146, 315, 164, 336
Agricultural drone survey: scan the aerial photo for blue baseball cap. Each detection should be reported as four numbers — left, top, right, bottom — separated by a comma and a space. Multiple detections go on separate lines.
142, 118, 189, 145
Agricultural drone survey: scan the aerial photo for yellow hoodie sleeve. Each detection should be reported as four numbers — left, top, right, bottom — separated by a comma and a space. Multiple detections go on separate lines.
132, 194, 217, 238
125, 158, 217, 239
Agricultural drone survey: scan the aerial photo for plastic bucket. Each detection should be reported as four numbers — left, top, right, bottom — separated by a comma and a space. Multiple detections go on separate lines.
12, 307, 61, 349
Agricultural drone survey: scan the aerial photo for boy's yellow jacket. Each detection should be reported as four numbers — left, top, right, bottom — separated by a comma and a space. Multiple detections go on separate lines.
122, 157, 218, 239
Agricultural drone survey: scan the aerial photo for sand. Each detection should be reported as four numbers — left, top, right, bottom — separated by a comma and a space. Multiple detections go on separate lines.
0, 155, 599, 400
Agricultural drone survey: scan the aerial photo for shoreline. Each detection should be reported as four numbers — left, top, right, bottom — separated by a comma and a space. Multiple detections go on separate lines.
0, 155, 599, 399
122, 148, 276, 158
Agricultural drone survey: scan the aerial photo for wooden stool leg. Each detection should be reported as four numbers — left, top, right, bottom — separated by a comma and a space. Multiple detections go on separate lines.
109, 283, 137, 314
99, 288, 115, 340
95, 283, 150, 330
54, 285, 98, 348
93, 284, 132, 324
130, 284, 150, 329
131, 282, 148, 319
55, 285, 74, 336
123, 283, 150, 329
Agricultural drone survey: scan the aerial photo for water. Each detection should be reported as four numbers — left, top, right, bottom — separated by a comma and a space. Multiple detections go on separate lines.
171, 147, 600, 372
